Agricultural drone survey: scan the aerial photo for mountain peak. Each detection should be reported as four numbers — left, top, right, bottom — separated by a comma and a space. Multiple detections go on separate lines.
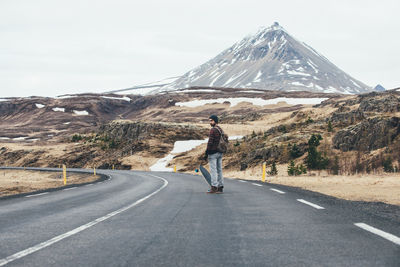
157, 24, 371, 95
254, 22, 286, 36
374, 84, 385, 92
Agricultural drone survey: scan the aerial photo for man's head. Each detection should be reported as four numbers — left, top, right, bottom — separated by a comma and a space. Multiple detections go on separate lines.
209, 115, 219, 126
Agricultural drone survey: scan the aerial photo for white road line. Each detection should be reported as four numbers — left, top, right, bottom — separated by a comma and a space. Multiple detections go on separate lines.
238, 180, 247, 183
270, 188, 285, 194
251, 183, 263, 187
354, 223, 400, 246
25, 192, 49, 198
62, 187, 77, 191
297, 199, 325, 209
0, 175, 168, 267
84, 184, 93, 187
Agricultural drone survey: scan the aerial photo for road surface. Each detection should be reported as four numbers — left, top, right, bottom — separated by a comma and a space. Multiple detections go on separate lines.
0, 168, 399, 266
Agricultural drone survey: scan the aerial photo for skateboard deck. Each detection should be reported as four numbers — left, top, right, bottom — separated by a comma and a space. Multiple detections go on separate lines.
199, 165, 212, 186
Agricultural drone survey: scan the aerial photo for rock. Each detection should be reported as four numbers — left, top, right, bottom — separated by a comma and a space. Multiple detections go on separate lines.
358, 93, 400, 113
329, 109, 366, 126
333, 117, 400, 151
98, 121, 207, 144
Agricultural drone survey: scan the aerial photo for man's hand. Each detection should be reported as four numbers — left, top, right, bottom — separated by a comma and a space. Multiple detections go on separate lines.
203, 151, 208, 161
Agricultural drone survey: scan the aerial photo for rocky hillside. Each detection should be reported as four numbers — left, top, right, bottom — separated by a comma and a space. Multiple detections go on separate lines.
0, 88, 339, 142
171, 90, 400, 176
2, 89, 400, 175
0, 121, 207, 169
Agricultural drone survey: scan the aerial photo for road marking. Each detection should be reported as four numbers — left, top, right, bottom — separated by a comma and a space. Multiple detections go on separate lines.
270, 188, 285, 194
25, 192, 49, 198
354, 223, 400, 246
0, 175, 168, 267
252, 183, 263, 187
238, 180, 247, 183
62, 187, 77, 191
297, 199, 325, 209
84, 184, 93, 187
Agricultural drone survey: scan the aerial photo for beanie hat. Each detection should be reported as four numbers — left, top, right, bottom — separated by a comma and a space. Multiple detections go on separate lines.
209, 115, 219, 123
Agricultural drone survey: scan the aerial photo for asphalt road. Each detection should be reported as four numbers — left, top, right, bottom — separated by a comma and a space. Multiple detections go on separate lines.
0, 168, 399, 266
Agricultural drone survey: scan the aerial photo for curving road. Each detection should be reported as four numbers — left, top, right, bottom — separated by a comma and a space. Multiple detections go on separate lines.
0, 168, 399, 266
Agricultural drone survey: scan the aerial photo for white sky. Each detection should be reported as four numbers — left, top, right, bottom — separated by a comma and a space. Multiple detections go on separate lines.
0, 0, 399, 97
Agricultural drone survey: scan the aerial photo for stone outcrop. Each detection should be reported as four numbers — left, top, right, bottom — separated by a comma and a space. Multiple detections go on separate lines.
98, 121, 207, 144
329, 110, 366, 126
358, 94, 400, 113
333, 117, 400, 151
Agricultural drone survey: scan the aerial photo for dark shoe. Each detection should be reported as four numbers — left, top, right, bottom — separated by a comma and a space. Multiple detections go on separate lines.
207, 186, 218, 194
216, 186, 224, 194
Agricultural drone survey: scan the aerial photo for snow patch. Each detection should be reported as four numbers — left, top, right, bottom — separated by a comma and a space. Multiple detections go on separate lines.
176, 97, 329, 108
308, 60, 319, 73
350, 80, 361, 88
101, 96, 131, 102
52, 107, 65, 112
223, 70, 247, 86
291, 82, 306, 86
209, 71, 225, 87
35, 104, 45, 109
150, 139, 208, 172
178, 89, 221, 93
150, 136, 244, 172
239, 90, 264, 94
253, 71, 263, 82
325, 86, 342, 94
73, 110, 89, 116
287, 70, 311, 77
13, 137, 27, 141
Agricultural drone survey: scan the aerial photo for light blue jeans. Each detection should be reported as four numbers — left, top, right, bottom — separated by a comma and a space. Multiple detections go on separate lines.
208, 152, 223, 187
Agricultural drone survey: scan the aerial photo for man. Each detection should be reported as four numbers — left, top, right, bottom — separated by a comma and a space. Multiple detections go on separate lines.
206, 115, 224, 194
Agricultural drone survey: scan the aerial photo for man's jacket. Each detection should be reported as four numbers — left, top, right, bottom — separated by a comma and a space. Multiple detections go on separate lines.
206, 126, 221, 155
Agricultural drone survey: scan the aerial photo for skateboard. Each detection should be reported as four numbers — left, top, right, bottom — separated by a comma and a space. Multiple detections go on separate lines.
199, 165, 212, 186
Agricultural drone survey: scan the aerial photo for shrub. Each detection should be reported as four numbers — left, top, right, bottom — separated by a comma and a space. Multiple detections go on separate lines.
71, 134, 83, 142
327, 121, 333, 132
304, 134, 329, 170
331, 155, 339, 175
383, 157, 394, 172
288, 160, 307, 176
268, 161, 278, 176
289, 143, 303, 159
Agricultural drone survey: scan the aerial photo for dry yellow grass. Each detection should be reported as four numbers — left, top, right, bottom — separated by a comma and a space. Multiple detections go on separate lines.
0, 169, 100, 197
223, 164, 400, 206
121, 153, 159, 171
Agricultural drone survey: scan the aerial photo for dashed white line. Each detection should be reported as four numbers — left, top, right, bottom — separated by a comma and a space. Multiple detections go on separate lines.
251, 183, 263, 187
297, 199, 325, 209
63, 187, 77, 191
270, 188, 285, 194
25, 192, 49, 198
354, 223, 400, 246
84, 184, 94, 187
0, 175, 168, 267
238, 180, 247, 183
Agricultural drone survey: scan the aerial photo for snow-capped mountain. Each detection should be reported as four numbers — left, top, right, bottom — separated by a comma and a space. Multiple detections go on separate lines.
157, 22, 371, 94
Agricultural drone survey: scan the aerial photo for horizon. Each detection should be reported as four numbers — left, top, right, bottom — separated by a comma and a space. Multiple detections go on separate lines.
0, 0, 399, 98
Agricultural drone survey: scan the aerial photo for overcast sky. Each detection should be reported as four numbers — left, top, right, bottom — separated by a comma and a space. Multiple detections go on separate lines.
1, 0, 399, 97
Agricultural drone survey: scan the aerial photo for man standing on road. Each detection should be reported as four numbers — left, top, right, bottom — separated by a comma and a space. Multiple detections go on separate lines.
206, 115, 224, 194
